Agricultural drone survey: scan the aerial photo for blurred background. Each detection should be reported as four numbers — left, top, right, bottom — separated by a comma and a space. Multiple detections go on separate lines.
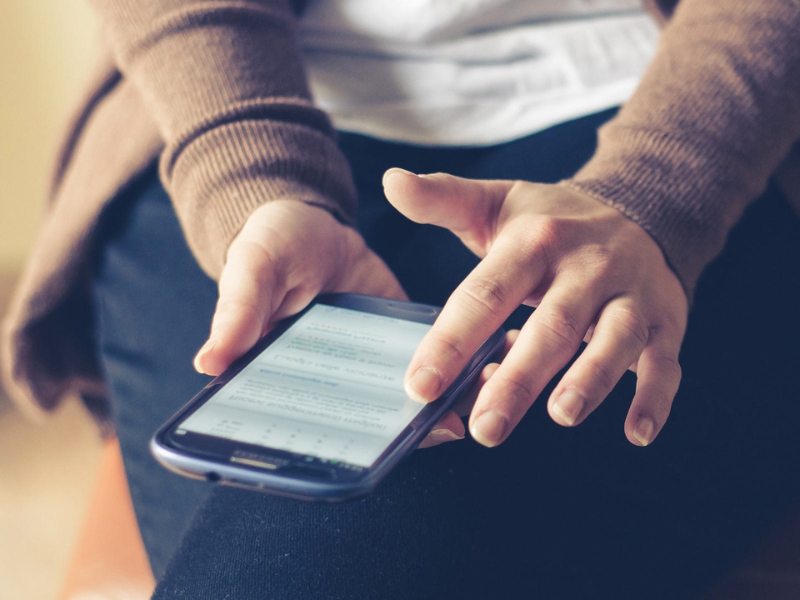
0, 2, 104, 599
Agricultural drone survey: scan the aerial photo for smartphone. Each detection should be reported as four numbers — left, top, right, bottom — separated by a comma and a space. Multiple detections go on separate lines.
151, 293, 504, 502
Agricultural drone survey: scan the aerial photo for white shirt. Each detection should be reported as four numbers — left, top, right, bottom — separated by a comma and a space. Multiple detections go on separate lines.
299, 0, 659, 146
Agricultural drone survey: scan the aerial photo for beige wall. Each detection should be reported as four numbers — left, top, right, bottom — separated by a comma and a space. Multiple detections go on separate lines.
0, 9, 106, 599
0, 1, 98, 273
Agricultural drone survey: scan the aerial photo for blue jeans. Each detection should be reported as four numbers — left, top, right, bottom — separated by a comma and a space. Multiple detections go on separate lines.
93, 110, 800, 598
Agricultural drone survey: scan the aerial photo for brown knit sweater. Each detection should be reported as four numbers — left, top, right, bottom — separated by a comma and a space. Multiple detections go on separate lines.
2, 0, 799, 424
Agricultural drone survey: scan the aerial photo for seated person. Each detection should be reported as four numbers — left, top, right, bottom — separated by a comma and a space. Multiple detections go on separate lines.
4, 0, 800, 597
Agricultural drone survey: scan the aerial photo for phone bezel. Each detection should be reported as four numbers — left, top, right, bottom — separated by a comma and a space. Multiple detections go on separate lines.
151, 293, 504, 502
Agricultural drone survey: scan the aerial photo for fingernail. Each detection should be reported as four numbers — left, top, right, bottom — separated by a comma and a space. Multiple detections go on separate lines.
193, 339, 216, 374
405, 367, 442, 403
551, 389, 584, 426
471, 410, 509, 447
632, 417, 655, 446
382, 167, 416, 187
428, 428, 465, 445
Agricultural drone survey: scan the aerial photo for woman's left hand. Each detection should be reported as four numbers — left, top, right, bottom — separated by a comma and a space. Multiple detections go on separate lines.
384, 169, 689, 448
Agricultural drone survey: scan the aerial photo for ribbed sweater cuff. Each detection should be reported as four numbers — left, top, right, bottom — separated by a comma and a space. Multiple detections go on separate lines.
163, 109, 357, 280
562, 127, 755, 301
564, 0, 800, 301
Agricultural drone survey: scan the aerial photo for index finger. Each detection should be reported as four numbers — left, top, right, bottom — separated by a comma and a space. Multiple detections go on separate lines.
404, 235, 546, 403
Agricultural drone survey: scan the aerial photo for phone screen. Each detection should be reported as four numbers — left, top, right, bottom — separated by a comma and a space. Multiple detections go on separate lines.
175, 303, 432, 468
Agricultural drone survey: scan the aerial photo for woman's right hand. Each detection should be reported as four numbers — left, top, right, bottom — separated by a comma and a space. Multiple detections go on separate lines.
193, 200, 407, 376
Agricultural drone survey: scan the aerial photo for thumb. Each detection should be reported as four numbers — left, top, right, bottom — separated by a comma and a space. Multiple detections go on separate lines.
382, 169, 511, 245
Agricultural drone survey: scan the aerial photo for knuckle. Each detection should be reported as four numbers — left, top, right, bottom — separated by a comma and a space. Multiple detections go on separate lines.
534, 305, 584, 353
638, 353, 681, 423
497, 371, 537, 407
607, 307, 650, 349
586, 244, 616, 265
582, 247, 618, 281
581, 357, 618, 392
653, 351, 683, 386
215, 296, 260, 319
651, 312, 688, 347
528, 217, 562, 248
229, 239, 283, 283
428, 329, 469, 365
458, 276, 511, 321
517, 221, 557, 266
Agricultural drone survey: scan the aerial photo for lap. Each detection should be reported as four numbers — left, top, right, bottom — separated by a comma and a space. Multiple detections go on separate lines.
93, 171, 217, 577
156, 188, 800, 600
92, 111, 800, 597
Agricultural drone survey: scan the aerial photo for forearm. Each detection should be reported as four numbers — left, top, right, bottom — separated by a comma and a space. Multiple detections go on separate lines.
565, 0, 800, 297
88, 0, 357, 278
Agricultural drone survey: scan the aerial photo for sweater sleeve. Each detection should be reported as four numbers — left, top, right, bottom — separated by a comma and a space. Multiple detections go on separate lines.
87, 0, 357, 279
563, 0, 800, 298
